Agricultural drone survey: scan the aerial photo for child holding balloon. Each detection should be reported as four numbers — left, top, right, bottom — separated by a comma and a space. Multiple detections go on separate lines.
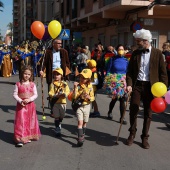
48, 68, 70, 137
13, 66, 41, 147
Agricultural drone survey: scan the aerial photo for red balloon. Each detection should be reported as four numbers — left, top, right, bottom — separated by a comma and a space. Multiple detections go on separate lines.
31, 21, 45, 40
68, 91, 73, 101
150, 98, 167, 114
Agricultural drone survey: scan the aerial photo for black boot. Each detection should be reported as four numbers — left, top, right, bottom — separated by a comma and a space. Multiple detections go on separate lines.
54, 120, 61, 137
77, 128, 84, 147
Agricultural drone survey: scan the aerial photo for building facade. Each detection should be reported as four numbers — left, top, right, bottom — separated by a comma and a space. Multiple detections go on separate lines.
13, 0, 170, 50
58, 0, 170, 50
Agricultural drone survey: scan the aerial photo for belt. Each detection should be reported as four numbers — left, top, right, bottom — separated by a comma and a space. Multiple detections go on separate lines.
136, 80, 150, 85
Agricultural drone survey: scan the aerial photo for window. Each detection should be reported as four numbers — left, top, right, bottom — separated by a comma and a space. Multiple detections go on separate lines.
72, 0, 77, 18
81, 0, 85, 8
61, 3, 64, 18
151, 31, 158, 48
98, 34, 105, 46
168, 32, 170, 42
82, 37, 86, 45
89, 37, 94, 51
66, 0, 70, 15
110, 35, 118, 47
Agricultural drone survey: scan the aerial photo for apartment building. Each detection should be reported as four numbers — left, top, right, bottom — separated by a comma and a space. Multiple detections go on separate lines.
13, 0, 35, 45
13, 0, 59, 45
13, 0, 170, 50
59, 0, 170, 50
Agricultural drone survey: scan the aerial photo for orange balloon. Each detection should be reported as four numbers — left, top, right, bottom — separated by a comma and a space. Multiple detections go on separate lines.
31, 21, 45, 40
68, 91, 73, 101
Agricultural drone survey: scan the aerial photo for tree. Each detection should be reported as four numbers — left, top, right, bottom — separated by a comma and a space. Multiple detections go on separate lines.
0, 29, 3, 41
7, 22, 13, 33
7, 22, 13, 44
0, 1, 4, 12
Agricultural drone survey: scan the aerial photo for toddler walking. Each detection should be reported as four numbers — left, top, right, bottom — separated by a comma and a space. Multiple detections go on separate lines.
48, 68, 70, 137
72, 69, 94, 146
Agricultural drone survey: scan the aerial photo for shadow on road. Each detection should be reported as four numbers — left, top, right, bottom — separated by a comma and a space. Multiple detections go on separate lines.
0, 81, 16, 85
0, 130, 14, 145
138, 110, 170, 124
157, 126, 170, 131
0, 105, 16, 114
60, 124, 129, 147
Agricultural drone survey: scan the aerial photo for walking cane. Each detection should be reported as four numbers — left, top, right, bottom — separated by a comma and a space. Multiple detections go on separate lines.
115, 92, 131, 145
39, 39, 52, 120
41, 47, 46, 120
35, 52, 38, 87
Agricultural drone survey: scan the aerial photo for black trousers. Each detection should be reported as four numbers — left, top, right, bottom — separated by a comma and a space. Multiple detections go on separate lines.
108, 97, 125, 119
129, 80, 153, 138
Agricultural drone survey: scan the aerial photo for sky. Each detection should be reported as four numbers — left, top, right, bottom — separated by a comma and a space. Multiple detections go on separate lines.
0, 0, 13, 38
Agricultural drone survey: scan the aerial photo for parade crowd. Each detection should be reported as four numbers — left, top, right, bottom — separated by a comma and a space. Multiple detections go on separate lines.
0, 29, 170, 149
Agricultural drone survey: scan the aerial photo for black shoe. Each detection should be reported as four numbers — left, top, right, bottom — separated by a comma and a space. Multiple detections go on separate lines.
120, 118, 127, 125
166, 123, 170, 129
77, 136, 84, 147
107, 113, 112, 120
90, 112, 100, 118
77, 141, 84, 147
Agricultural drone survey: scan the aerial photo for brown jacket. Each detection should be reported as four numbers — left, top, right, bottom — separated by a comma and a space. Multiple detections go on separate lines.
126, 47, 168, 88
42, 48, 70, 84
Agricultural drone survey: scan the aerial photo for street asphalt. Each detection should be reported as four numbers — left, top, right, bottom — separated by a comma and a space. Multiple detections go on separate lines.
0, 74, 170, 170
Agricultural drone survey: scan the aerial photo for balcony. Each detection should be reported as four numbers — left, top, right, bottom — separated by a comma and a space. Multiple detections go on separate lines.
103, 0, 119, 6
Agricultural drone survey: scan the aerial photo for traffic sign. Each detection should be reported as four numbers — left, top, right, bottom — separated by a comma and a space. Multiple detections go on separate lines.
59, 29, 70, 40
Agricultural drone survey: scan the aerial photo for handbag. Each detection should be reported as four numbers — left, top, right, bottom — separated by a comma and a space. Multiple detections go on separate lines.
71, 89, 84, 112
71, 97, 84, 112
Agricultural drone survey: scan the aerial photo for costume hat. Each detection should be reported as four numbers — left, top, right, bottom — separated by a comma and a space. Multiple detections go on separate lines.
53, 68, 63, 75
80, 69, 92, 79
87, 59, 96, 67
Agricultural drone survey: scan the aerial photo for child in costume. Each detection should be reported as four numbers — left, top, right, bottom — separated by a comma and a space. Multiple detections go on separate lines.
103, 44, 129, 124
48, 68, 70, 137
87, 59, 100, 117
13, 65, 41, 147
73, 69, 94, 146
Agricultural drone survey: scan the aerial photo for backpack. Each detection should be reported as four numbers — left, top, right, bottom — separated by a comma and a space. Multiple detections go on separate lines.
92, 71, 103, 90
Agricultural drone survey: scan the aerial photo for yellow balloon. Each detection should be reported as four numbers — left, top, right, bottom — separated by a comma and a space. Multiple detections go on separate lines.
48, 20, 62, 39
151, 82, 167, 97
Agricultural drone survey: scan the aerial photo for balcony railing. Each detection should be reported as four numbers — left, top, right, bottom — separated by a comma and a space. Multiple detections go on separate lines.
103, 0, 119, 6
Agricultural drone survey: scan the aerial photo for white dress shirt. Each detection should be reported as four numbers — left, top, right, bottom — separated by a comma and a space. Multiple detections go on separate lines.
137, 46, 152, 81
52, 49, 61, 70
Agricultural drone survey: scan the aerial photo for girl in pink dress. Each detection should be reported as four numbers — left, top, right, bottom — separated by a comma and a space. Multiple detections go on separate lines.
13, 65, 41, 147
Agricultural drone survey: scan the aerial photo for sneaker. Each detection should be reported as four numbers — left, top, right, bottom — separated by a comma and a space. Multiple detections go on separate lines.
27, 140, 31, 143
16, 142, 23, 147
120, 118, 127, 125
59, 124, 62, 129
55, 127, 61, 137
107, 113, 112, 120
